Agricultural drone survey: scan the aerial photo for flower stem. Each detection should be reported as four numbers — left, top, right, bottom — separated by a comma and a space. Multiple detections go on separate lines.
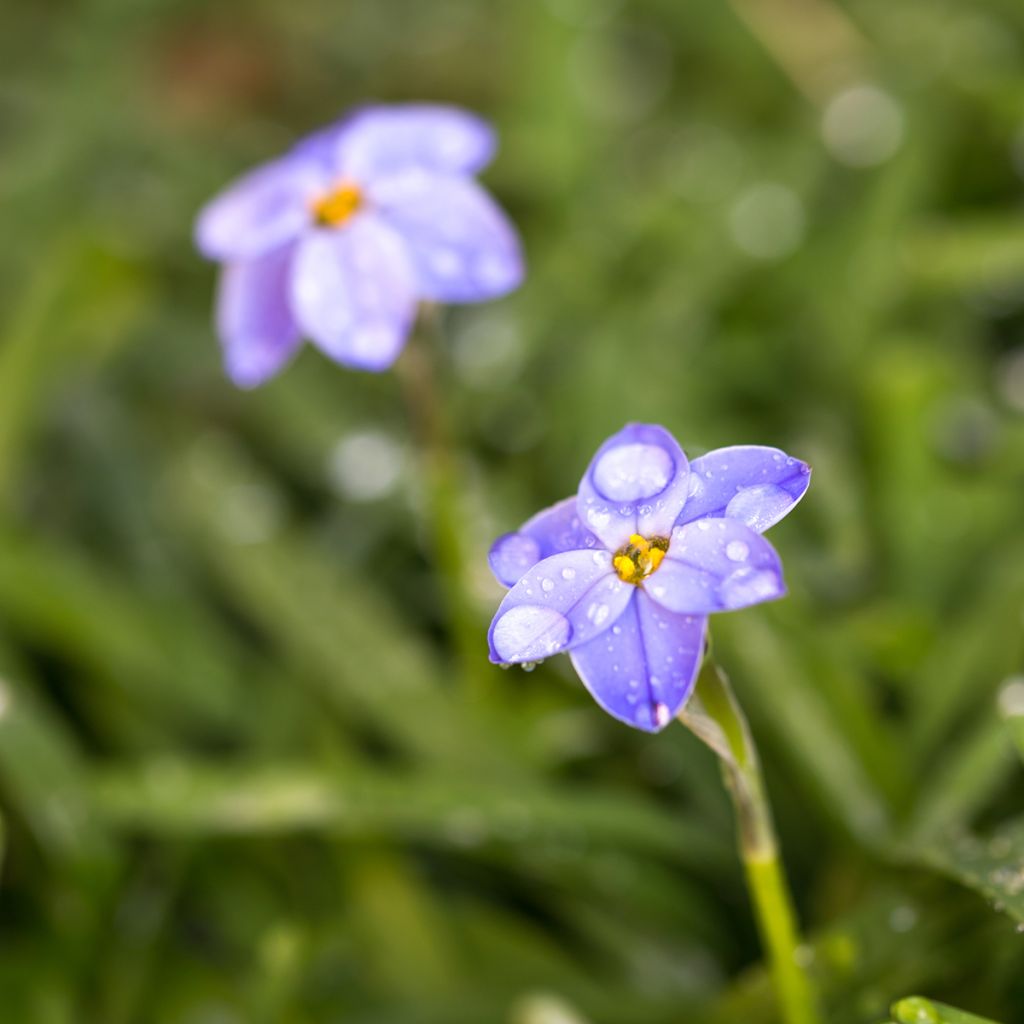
678, 658, 820, 1024
396, 306, 483, 695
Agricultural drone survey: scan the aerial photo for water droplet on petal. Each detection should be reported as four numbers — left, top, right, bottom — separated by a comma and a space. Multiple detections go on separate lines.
593, 443, 673, 501
725, 540, 749, 562
491, 605, 571, 662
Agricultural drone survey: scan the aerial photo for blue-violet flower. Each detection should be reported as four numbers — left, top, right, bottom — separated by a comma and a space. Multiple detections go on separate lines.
488, 424, 810, 732
195, 104, 523, 386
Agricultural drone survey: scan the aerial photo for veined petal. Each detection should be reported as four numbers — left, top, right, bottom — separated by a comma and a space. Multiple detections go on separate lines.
648, 519, 786, 614
576, 424, 690, 550
216, 245, 301, 388
290, 215, 418, 372
488, 550, 633, 665
336, 104, 496, 181
370, 171, 523, 302
489, 497, 598, 587
680, 445, 811, 532
195, 156, 324, 262
570, 595, 706, 733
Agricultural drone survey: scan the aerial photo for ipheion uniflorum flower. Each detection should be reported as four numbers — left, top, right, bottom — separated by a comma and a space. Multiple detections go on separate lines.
195, 104, 524, 386
488, 424, 810, 732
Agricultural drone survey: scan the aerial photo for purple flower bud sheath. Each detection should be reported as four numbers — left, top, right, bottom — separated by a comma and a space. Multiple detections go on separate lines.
196, 104, 524, 387
488, 424, 810, 732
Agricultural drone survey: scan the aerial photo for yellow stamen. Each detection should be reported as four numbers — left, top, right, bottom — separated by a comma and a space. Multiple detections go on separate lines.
613, 555, 635, 579
613, 534, 670, 584
311, 182, 363, 227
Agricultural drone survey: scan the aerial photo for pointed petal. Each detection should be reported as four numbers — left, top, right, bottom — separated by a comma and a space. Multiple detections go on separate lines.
570, 595, 706, 733
680, 446, 811, 532
216, 246, 302, 388
195, 156, 323, 262
336, 104, 496, 180
488, 550, 633, 665
647, 519, 786, 614
488, 497, 599, 587
370, 171, 522, 302
576, 424, 690, 550
290, 216, 418, 372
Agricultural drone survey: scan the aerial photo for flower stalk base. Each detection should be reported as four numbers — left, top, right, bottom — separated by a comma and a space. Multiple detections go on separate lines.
398, 307, 483, 695
679, 658, 820, 1024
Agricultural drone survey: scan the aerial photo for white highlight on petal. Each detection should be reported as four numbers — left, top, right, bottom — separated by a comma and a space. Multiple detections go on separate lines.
491, 604, 572, 663
720, 568, 781, 609
822, 84, 904, 168
592, 443, 673, 501
726, 483, 795, 532
729, 183, 805, 261
725, 539, 749, 562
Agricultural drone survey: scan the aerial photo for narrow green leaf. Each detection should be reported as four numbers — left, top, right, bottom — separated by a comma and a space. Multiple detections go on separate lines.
906, 816, 1024, 925
0, 666, 112, 864
902, 214, 1024, 292
891, 995, 1003, 1024
88, 761, 728, 865
909, 714, 1017, 841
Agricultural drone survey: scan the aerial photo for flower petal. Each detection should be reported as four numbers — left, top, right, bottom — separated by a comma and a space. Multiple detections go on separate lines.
290, 215, 418, 372
569, 595, 706, 733
370, 172, 523, 302
576, 424, 690, 550
195, 156, 323, 262
680, 446, 811, 532
647, 519, 786, 614
488, 497, 599, 587
216, 245, 302, 388
488, 550, 633, 664
336, 104, 496, 181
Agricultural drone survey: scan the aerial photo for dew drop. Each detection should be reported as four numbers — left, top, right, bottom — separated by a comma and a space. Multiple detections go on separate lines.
725, 539, 749, 562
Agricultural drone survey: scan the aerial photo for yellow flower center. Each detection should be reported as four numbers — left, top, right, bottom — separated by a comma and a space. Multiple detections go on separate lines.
311, 182, 363, 227
613, 534, 668, 585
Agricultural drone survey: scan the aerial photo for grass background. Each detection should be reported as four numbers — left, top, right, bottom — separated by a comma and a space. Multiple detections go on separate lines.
2, 0, 1024, 1021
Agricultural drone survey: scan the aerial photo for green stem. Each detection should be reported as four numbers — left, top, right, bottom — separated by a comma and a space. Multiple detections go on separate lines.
679, 658, 820, 1024
396, 306, 483, 695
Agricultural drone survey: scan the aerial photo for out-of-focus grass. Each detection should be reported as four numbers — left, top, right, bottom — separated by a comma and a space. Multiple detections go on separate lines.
1, 0, 1024, 1021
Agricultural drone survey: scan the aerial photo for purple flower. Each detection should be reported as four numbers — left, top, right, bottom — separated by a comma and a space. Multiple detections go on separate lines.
488, 425, 810, 733
195, 104, 524, 387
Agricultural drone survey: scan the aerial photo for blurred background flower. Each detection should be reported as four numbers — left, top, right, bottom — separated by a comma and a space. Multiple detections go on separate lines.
196, 104, 523, 384
1, 0, 1024, 1022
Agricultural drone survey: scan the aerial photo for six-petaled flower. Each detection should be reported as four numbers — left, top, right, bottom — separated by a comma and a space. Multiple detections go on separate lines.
488, 424, 810, 733
195, 104, 524, 387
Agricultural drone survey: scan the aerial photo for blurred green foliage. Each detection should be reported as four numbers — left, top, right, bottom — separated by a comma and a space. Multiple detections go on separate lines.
2, 0, 1024, 1021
